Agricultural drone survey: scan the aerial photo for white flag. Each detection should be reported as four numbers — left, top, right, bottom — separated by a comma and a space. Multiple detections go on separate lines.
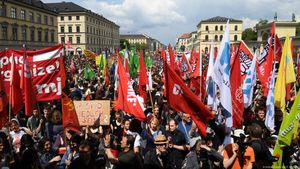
242, 53, 257, 108
212, 20, 232, 127
265, 68, 275, 132
206, 41, 217, 111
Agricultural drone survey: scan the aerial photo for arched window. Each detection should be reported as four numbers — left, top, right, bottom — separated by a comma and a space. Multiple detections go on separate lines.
215, 35, 218, 41
205, 35, 209, 41
220, 35, 223, 41
235, 25, 238, 31
220, 25, 223, 31
215, 25, 218, 31
234, 35, 238, 41
205, 26, 209, 31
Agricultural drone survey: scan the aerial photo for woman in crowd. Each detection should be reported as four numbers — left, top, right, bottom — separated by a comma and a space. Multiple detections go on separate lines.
142, 117, 164, 153
45, 110, 63, 143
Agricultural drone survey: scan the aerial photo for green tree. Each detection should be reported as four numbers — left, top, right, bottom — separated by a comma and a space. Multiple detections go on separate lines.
242, 28, 258, 41
120, 39, 130, 49
296, 27, 300, 36
180, 45, 185, 52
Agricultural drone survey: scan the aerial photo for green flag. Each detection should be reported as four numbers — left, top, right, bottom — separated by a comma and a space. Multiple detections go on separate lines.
129, 48, 139, 77
273, 89, 300, 168
83, 64, 95, 80
99, 54, 106, 71
145, 52, 152, 70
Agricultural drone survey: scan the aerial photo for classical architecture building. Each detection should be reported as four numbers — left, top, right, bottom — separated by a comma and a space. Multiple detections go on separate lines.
175, 33, 190, 51
47, 2, 120, 55
120, 34, 165, 51
197, 16, 243, 53
0, 0, 58, 50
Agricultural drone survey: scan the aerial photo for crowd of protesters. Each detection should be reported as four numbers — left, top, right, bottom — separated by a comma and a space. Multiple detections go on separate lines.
0, 50, 300, 169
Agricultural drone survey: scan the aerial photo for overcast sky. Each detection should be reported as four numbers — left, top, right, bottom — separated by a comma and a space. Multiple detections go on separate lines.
43, 0, 300, 45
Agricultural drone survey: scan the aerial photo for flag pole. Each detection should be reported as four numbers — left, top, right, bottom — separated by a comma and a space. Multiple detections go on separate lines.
199, 47, 202, 101
8, 49, 13, 121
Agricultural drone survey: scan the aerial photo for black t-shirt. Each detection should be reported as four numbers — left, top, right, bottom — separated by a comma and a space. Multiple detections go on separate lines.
114, 150, 138, 169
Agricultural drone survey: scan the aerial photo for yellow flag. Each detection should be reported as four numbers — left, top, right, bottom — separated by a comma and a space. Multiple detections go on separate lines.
95, 55, 101, 65
274, 35, 295, 113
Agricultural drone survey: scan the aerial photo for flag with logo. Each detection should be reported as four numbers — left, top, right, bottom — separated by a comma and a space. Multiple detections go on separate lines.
117, 53, 146, 121
273, 88, 300, 168
164, 62, 214, 137
206, 41, 217, 111
230, 42, 244, 128
237, 41, 254, 81
265, 68, 276, 132
274, 35, 296, 113
212, 20, 232, 127
242, 53, 257, 108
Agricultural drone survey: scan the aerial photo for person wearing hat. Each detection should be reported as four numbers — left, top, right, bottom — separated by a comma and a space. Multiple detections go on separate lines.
144, 134, 169, 169
223, 129, 255, 169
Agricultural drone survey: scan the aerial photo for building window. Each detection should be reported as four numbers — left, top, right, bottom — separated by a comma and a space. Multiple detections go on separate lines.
0, 4, 6, 17
51, 31, 55, 42
215, 25, 218, 31
20, 10, 25, 20
68, 36, 72, 44
220, 35, 223, 41
44, 30, 48, 42
11, 7, 16, 18
50, 17, 54, 26
234, 35, 238, 41
235, 25, 238, 31
87, 37, 89, 44
205, 35, 208, 41
86, 26, 89, 33
60, 26, 64, 33
214, 35, 218, 41
76, 16, 80, 20
220, 26, 223, 31
68, 16, 72, 20
2, 26, 7, 40
37, 14, 41, 23
37, 30, 42, 42
61, 16, 64, 21
22, 27, 27, 41
76, 26, 80, 33
68, 26, 72, 33
44, 15, 48, 25
76, 37, 80, 44
29, 12, 34, 22
12, 27, 18, 40
30, 29, 34, 41
61, 36, 65, 43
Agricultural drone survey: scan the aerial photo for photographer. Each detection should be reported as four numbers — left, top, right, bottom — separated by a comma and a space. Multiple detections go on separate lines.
249, 123, 277, 168
223, 129, 255, 169
182, 136, 223, 169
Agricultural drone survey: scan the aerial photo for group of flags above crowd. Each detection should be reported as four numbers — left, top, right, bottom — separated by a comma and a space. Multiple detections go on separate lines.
0, 19, 300, 167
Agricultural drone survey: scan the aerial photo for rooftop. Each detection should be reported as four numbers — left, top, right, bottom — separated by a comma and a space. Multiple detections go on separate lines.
197, 16, 242, 27
179, 33, 191, 39
11, 0, 55, 13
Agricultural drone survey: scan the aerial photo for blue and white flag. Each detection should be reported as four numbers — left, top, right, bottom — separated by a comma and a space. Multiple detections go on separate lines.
242, 53, 257, 108
206, 41, 217, 111
212, 20, 232, 127
265, 68, 275, 132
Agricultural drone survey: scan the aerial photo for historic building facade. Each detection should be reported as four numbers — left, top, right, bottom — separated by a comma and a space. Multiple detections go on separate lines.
47, 2, 120, 55
0, 0, 58, 50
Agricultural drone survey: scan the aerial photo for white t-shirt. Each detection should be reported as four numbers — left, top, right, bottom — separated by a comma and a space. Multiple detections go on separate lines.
10, 130, 26, 153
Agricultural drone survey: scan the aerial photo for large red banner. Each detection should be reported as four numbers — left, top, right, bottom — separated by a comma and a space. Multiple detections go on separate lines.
0, 45, 65, 102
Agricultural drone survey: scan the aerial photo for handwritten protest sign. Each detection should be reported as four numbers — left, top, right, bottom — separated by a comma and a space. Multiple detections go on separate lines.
73, 100, 110, 126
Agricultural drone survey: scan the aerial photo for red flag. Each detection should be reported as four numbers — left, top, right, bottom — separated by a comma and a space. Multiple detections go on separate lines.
0, 75, 8, 113
181, 53, 192, 74
257, 22, 275, 96
20, 48, 37, 116
138, 50, 148, 103
117, 53, 146, 121
230, 43, 237, 66
164, 62, 214, 137
230, 46, 244, 128
237, 41, 254, 81
168, 44, 175, 67
190, 51, 201, 78
104, 65, 110, 86
9, 53, 23, 114
61, 92, 81, 132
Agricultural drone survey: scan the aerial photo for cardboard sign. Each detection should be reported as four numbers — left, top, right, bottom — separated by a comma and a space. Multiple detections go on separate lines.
74, 100, 110, 126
